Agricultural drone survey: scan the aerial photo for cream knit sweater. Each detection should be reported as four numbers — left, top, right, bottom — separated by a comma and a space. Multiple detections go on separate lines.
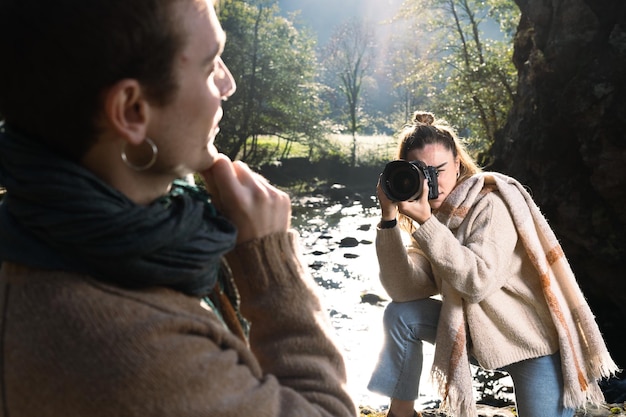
377, 191, 560, 367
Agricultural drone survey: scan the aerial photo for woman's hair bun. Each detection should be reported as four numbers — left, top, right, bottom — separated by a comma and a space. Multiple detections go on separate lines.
412, 111, 435, 125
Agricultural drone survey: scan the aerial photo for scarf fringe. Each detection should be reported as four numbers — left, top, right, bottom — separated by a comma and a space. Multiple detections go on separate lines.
432, 367, 478, 417
564, 380, 606, 410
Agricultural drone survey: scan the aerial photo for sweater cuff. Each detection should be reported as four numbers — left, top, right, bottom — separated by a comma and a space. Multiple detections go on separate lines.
411, 215, 439, 245
224, 230, 304, 293
376, 223, 404, 245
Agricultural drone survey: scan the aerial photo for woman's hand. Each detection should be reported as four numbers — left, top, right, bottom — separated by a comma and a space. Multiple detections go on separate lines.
397, 179, 432, 225
378, 176, 432, 225
201, 154, 291, 244
376, 175, 398, 221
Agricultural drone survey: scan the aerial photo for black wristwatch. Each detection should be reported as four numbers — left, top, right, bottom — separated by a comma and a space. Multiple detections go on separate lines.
380, 218, 397, 229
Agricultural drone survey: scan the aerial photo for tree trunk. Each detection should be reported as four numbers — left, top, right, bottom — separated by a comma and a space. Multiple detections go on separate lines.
490, 0, 626, 370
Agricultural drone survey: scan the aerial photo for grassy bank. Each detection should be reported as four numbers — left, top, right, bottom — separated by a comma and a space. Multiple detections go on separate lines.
251, 133, 397, 167
250, 134, 398, 197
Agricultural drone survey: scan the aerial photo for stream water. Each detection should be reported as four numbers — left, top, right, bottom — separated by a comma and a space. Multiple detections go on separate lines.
291, 194, 438, 411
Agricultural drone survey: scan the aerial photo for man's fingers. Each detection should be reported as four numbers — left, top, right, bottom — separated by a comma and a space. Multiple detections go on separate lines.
201, 156, 291, 242
202, 155, 237, 199
231, 160, 263, 188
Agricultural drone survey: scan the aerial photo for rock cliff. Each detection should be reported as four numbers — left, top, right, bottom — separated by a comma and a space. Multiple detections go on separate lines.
490, 0, 626, 370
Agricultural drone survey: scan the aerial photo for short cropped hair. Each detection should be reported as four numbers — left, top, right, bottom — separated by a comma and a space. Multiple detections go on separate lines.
0, 0, 185, 160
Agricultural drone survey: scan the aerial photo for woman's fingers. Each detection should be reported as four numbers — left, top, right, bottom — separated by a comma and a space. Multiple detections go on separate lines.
397, 179, 432, 224
377, 176, 399, 220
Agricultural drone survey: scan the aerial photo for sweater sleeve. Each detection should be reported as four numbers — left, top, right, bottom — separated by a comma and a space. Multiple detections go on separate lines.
375, 224, 438, 302
412, 192, 518, 303
0, 255, 358, 417
224, 230, 357, 417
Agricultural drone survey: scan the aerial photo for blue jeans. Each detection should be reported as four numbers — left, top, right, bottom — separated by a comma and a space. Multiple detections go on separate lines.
367, 299, 575, 417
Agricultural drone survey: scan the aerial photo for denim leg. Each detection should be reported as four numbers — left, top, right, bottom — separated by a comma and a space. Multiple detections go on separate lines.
367, 298, 442, 401
502, 352, 575, 417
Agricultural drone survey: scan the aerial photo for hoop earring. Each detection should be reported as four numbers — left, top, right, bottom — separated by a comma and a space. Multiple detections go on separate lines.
121, 137, 158, 171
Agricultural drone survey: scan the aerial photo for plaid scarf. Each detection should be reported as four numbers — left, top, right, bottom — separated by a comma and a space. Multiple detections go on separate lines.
431, 172, 618, 416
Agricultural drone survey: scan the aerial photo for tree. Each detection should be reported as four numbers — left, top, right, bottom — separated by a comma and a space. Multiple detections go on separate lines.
217, 0, 327, 164
322, 17, 375, 167
491, 0, 626, 372
389, 0, 519, 157
384, 31, 433, 131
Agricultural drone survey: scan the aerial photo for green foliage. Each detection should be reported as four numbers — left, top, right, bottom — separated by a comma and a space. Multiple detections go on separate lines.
241, 133, 396, 168
248, 134, 344, 162
217, 0, 328, 164
485, 0, 520, 37
321, 18, 376, 167
610, 406, 626, 415
215, 0, 518, 167
386, 0, 519, 158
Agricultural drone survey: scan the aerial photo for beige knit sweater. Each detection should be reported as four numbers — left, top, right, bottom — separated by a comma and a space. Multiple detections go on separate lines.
0, 231, 357, 417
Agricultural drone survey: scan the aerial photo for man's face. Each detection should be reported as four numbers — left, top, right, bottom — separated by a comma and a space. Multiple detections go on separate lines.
147, 0, 236, 178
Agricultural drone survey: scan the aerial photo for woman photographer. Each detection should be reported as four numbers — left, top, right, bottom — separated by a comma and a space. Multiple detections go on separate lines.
367, 111, 617, 417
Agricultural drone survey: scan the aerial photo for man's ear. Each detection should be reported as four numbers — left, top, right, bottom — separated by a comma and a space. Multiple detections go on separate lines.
102, 79, 150, 145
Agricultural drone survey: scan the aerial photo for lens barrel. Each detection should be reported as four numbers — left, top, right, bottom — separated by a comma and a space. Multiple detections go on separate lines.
380, 160, 425, 202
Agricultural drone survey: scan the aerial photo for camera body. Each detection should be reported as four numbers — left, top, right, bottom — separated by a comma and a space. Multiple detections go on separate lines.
380, 160, 439, 202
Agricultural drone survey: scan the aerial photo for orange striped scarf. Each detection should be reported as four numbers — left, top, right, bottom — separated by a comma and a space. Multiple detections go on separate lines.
430, 172, 618, 417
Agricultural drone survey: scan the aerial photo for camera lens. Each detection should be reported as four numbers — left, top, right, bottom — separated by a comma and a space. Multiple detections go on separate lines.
381, 160, 424, 201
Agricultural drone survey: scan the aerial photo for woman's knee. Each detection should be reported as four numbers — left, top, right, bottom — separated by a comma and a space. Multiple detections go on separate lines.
382, 299, 440, 336
383, 301, 414, 329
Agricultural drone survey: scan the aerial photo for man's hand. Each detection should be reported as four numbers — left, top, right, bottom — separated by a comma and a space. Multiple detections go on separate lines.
201, 154, 291, 244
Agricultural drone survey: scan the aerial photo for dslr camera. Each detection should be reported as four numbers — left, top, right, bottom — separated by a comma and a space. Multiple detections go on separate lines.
380, 160, 439, 202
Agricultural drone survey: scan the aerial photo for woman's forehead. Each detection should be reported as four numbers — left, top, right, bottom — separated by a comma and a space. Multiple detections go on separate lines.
408, 143, 453, 158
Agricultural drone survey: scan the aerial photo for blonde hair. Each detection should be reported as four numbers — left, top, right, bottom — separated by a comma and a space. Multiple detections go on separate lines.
396, 111, 482, 232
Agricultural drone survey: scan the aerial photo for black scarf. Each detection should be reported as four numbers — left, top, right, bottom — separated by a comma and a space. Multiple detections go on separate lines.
0, 124, 237, 296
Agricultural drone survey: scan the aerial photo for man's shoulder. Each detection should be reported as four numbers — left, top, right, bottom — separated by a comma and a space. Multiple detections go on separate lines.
0, 262, 216, 331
